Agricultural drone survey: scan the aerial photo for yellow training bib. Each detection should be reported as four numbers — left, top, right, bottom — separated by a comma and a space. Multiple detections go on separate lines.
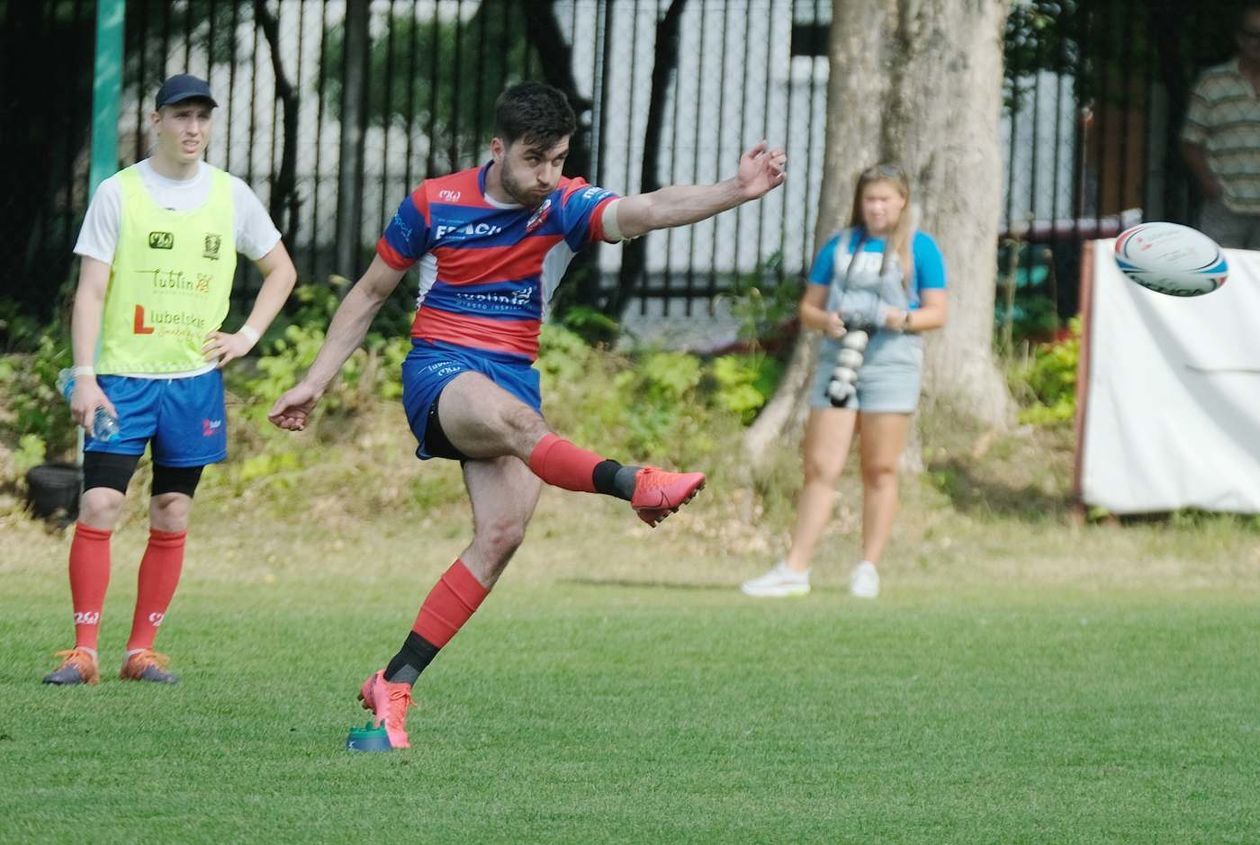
96, 164, 237, 374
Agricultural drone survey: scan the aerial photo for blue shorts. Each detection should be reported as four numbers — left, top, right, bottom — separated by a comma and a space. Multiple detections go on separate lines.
85, 369, 228, 467
401, 339, 542, 461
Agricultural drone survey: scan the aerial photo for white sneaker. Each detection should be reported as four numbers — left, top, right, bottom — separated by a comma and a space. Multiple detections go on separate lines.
741, 561, 810, 598
849, 561, 880, 599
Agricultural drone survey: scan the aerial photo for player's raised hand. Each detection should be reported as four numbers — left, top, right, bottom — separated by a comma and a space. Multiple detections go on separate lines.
735, 140, 787, 200
268, 382, 321, 431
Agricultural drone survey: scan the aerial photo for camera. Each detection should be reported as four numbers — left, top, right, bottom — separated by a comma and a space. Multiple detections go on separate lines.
826, 311, 876, 408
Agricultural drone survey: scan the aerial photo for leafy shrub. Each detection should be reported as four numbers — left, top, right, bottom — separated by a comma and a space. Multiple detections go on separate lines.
1010, 317, 1080, 426
0, 332, 77, 462
711, 354, 783, 424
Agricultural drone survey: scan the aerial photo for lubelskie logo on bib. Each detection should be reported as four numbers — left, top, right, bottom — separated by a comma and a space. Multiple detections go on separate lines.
202, 418, 223, 437
149, 231, 174, 250
202, 234, 221, 260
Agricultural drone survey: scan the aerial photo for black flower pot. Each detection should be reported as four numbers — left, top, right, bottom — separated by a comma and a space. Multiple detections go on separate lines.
25, 463, 81, 521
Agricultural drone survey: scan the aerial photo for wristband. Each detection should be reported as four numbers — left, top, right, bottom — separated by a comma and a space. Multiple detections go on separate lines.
239, 325, 261, 344
901, 311, 912, 332
72, 365, 95, 378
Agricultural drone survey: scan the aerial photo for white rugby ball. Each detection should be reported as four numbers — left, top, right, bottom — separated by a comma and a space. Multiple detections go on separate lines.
1113, 222, 1228, 297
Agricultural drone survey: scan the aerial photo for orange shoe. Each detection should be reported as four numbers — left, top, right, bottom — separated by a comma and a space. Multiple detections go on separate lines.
119, 649, 179, 684
42, 648, 100, 686
358, 670, 413, 750
630, 467, 706, 527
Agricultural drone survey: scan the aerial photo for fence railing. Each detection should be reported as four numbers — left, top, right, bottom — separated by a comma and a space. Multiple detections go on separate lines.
0, 0, 1236, 334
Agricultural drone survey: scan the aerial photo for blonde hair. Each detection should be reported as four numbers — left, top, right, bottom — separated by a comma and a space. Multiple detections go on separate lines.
847, 163, 914, 290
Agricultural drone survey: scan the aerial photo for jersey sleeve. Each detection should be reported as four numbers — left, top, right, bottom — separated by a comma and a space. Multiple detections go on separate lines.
558, 178, 620, 249
73, 177, 123, 265
231, 178, 283, 260
376, 187, 433, 270
807, 235, 840, 286
912, 231, 947, 292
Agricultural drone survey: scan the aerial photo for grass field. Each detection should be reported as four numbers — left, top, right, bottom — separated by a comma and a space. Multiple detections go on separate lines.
2, 472, 1259, 844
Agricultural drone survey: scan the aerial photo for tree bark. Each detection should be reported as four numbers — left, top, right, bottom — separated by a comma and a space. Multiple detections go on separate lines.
745, 0, 1013, 469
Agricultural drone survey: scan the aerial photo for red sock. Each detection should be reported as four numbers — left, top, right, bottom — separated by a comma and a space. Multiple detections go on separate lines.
527, 433, 604, 493
125, 528, 187, 651
69, 523, 112, 651
412, 560, 489, 647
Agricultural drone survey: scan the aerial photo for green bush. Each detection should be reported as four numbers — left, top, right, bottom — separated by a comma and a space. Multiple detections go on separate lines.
0, 332, 77, 463
1010, 317, 1080, 427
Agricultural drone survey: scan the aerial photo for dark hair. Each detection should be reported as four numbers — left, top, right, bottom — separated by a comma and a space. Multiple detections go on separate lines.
494, 81, 576, 149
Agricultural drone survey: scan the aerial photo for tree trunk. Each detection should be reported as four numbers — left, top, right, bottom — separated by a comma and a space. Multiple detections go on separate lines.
745, 0, 1012, 469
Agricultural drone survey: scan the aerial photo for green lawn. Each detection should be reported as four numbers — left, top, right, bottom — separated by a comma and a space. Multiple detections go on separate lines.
2, 501, 1259, 843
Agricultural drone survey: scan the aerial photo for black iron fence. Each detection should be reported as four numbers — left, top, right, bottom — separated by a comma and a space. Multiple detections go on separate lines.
0, 0, 1241, 337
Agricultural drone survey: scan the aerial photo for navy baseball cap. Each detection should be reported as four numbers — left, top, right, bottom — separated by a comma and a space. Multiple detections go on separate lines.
154, 74, 218, 109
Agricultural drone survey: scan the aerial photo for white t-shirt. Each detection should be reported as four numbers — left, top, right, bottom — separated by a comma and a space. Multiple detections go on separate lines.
74, 159, 282, 264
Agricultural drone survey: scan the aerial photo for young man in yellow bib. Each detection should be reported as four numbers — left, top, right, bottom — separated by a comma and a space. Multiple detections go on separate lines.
44, 74, 296, 685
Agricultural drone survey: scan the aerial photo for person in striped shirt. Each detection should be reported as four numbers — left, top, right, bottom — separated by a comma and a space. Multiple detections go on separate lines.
1181, 1, 1260, 248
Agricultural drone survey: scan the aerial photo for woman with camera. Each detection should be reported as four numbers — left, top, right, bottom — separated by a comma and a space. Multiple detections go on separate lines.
742, 164, 948, 600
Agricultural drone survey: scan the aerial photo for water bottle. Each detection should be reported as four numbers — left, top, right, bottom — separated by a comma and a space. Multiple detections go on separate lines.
56, 368, 120, 442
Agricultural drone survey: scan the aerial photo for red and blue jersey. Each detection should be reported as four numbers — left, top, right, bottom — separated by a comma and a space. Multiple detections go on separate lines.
376, 162, 619, 361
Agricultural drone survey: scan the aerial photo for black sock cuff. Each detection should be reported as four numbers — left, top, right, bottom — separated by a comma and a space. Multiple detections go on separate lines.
592, 459, 623, 496
384, 631, 441, 683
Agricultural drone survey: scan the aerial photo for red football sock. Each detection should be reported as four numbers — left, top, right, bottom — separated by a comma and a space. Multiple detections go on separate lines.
69, 523, 112, 651
125, 528, 187, 651
527, 433, 603, 493
412, 560, 490, 647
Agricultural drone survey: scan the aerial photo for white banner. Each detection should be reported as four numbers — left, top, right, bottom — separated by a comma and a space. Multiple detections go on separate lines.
1078, 242, 1260, 514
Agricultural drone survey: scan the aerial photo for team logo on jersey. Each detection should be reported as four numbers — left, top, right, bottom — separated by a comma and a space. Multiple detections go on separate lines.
202, 234, 222, 260
438, 189, 462, 202
148, 231, 174, 250
202, 418, 223, 437
526, 197, 553, 233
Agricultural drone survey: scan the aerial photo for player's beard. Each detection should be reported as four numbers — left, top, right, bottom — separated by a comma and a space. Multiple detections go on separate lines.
501, 167, 549, 209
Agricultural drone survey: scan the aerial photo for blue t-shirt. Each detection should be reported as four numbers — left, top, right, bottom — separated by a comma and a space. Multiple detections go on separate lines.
807, 228, 947, 309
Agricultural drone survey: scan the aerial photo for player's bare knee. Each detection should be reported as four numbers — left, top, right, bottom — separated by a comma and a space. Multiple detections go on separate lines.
79, 487, 125, 528
501, 405, 550, 453
476, 516, 527, 562
150, 492, 192, 532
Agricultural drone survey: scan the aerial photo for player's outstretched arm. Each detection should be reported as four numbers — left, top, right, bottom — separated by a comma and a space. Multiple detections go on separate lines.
267, 255, 406, 431
612, 141, 786, 240
205, 241, 297, 368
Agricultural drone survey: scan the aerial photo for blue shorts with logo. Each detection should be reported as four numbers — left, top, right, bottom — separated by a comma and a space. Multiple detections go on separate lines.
85, 369, 228, 467
401, 339, 542, 461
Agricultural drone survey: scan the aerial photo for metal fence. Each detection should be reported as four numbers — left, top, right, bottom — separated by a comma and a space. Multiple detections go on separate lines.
0, 0, 1238, 334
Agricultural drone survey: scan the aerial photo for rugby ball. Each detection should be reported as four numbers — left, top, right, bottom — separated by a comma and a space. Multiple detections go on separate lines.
1113, 222, 1228, 297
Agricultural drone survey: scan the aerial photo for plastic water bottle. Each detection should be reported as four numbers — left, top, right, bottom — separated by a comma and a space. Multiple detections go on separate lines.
56, 368, 120, 442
